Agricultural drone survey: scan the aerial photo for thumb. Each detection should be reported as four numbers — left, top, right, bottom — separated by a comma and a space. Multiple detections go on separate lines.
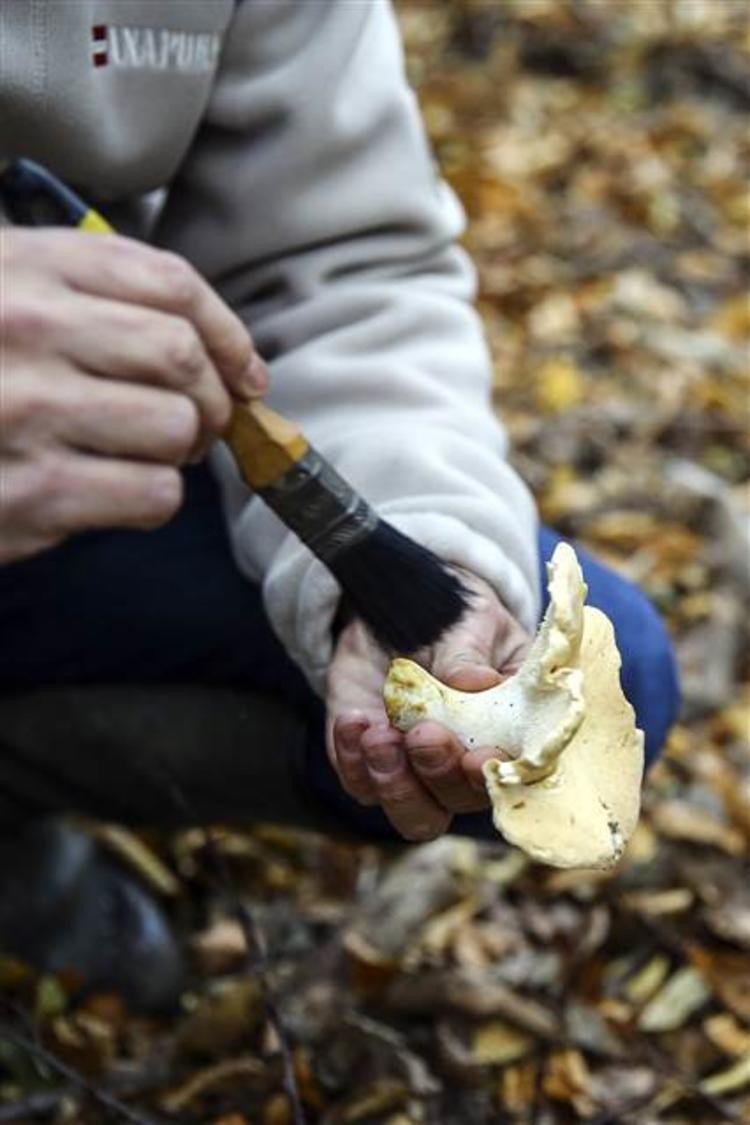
431, 626, 504, 693
445, 662, 504, 692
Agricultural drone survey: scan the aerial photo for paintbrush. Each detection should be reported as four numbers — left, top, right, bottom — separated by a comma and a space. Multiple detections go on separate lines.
1, 158, 472, 652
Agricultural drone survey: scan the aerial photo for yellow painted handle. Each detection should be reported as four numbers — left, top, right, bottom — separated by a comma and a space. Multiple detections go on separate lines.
227, 400, 310, 490
79, 208, 115, 234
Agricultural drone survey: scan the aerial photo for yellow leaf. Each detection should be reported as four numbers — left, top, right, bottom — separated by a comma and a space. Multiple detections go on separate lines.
637, 967, 712, 1032
623, 955, 671, 1005
620, 888, 694, 917
700, 1054, 750, 1097
80, 821, 180, 897
534, 358, 585, 414
471, 1020, 534, 1066
710, 293, 750, 340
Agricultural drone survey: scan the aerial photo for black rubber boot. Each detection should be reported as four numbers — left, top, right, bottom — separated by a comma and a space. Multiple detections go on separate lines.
0, 820, 184, 1014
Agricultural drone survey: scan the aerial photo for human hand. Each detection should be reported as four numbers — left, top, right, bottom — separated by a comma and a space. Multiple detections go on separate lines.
0, 228, 268, 563
327, 571, 531, 841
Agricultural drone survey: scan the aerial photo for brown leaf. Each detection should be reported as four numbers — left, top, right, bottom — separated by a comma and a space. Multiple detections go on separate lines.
589, 1065, 660, 1114
177, 978, 264, 1058
160, 1057, 268, 1116
704, 1014, 750, 1058
689, 947, 750, 1022
384, 968, 559, 1039
190, 918, 248, 976
497, 1059, 540, 1116
343, 838, 478, 968
418, 894, 481, 962
543, 1048, 595, 1117
293, 1046, 325, 1113
339, 1079, 409, 1122
650, 799, 745, 855
48, 1013, 116, 1079
262, 1094, 292, 1125
703, 887, 750, 950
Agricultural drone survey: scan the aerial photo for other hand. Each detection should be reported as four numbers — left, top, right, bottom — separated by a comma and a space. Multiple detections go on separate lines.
327, 571, 531, 841
1, 228, 268, 563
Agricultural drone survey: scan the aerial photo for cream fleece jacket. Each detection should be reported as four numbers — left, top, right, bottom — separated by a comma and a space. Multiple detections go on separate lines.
1, 0, 539, 691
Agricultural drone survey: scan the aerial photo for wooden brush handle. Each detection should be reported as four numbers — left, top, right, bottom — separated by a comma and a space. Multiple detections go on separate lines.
227, 400, 310, 490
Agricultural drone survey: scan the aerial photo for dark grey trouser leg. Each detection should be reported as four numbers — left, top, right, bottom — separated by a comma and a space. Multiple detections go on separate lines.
0, 685, 338, 833
0, 686, 343, 1010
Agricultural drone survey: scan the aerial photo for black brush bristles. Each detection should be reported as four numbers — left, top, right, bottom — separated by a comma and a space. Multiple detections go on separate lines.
327, 517, 473, 653
256, 447, 475, 654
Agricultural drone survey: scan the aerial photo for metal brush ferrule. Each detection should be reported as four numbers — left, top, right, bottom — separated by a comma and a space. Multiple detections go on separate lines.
257, 448, 379, 564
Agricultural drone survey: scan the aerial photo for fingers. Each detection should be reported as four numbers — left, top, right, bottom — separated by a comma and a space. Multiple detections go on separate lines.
405, 721, 490, 813
54, 455, 184, 532
442, 663, 505, 692
459, 745, 508, 799
359, 724, 451, 841
4, 451, 184, 547
332, 715, 378, 805
330, 714, 502, 837
60, 296, 234, 444
28, 229, 268, 397
429, 576, 532, 688
46, 370, 198, 465
430, 600, 503, 689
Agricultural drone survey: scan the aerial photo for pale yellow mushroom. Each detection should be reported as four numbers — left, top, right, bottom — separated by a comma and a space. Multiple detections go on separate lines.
383, 543, 644, 869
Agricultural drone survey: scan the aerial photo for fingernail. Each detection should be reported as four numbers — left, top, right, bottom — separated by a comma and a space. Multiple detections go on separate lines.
240, 354, 269, 396
408, 824, 439, 842
339, 723, 366, 756
410, 745, 450, 771
365, 745, 401, 773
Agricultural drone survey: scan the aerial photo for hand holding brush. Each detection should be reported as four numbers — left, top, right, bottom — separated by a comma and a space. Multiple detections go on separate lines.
0, 158, 472, 653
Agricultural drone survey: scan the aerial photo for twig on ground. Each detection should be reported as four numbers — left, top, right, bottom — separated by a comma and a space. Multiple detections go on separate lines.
156, 766, 307, 1125
0, 1013, 158, 1125
201, 831, 306, 1125
642, 1040, 746, 1124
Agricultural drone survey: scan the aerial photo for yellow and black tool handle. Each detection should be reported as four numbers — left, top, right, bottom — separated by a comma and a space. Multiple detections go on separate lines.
0, 158, 111, 232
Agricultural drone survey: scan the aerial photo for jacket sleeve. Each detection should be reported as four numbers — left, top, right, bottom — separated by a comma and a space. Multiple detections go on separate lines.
154, 0, 540, 694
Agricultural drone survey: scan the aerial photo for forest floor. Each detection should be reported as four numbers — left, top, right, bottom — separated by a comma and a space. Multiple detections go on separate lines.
1, 2, 748, 1122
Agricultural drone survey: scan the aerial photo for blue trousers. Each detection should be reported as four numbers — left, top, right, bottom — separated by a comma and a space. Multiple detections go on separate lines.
0, 466, 680, 835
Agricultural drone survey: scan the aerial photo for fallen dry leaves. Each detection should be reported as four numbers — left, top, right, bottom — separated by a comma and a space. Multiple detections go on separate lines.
1, 0, 748, 1121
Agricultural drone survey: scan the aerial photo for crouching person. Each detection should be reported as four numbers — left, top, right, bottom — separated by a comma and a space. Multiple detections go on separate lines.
0, 0, 680, 1010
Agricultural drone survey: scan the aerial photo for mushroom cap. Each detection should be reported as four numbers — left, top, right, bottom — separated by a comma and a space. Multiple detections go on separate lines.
483, 605, 644, 868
